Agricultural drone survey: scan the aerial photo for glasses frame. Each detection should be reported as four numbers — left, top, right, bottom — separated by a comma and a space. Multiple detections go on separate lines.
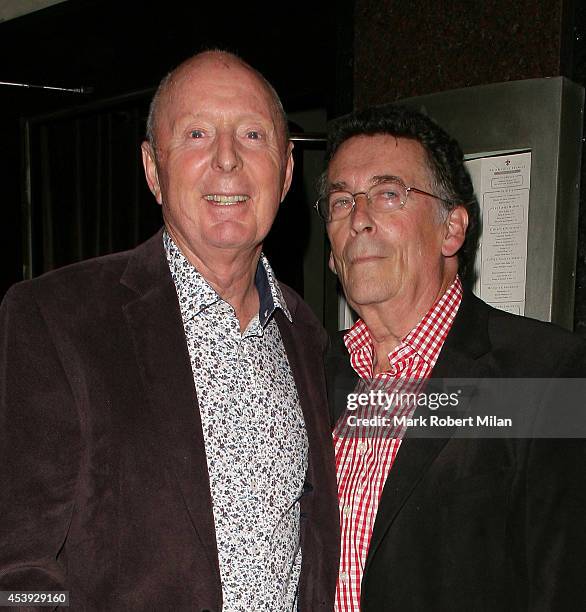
314, 176, 452, 222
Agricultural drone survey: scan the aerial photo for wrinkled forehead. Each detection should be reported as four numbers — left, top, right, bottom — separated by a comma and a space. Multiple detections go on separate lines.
154, 56, 286, 142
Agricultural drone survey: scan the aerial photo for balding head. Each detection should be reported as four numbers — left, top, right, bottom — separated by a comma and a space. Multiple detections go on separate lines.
146, 50, 289, 153
140, 49, 295, 272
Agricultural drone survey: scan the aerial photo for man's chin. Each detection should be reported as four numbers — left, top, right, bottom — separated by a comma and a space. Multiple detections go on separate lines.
343, 276, 399, 310
344, 289, 388, 310
206, 221, 261, 249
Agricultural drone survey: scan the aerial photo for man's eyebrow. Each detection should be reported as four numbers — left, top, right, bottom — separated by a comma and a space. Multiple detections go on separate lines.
372, 174, 402, 184
328, 175, 401, 191
329, 180, 349, 191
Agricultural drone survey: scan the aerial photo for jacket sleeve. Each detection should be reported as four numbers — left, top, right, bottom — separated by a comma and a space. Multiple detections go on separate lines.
0, 282, 81, 597
525, 437, 586, 610
525, 341, 586, 610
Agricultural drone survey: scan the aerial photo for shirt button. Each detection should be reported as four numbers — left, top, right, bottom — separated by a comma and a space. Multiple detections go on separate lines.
340, 571, 349, 584
357, 441, 368, 454
342, 505, 352, 518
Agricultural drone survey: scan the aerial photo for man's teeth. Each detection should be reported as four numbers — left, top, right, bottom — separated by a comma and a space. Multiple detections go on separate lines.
204, 194, 249, 205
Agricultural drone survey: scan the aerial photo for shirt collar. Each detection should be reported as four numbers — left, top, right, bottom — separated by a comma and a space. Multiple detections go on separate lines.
163, 230, 291, 327
344, 275, 463, 372
255, 252, 292, 325
401, 275, 462, 365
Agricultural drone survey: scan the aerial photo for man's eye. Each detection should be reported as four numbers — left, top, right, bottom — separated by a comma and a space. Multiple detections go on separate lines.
381, 190, 399, 199
331, 197, 352, 209
372, 184, 402, 203
374, 180, 404, 201
190, 130, 204, 139
246, 131, 261, 140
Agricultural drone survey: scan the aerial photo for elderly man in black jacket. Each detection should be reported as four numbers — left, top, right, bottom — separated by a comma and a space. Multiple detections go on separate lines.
318, 104, 586, 612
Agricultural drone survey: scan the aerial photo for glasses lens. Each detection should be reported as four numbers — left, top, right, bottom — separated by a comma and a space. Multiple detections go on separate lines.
316, 192, 352, 221
326, 192, 354, 220
368, 180, 406, 212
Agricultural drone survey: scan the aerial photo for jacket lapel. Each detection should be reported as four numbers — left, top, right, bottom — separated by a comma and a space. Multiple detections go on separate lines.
275, 288, 340, 607
120, 231, 220, 581
276, 302, 332, 501
362, 290, 493, 573
326, 332, 358, 428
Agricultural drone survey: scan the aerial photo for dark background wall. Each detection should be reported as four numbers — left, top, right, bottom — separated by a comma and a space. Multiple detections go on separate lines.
0, 0, 343, 299
2, 0, 586, 335
353, 0, 574, 107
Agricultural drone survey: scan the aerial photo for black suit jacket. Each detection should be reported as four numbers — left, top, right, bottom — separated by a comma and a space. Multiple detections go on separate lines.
0, 231, 340, 611
328, 291, 586, 611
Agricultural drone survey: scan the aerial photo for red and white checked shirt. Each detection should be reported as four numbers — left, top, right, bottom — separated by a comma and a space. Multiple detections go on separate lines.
333, 276, 463, 612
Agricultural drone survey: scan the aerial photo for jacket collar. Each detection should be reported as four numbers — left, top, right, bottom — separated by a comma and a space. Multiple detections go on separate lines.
431, 288, 492, 378
120, 228, 171, 297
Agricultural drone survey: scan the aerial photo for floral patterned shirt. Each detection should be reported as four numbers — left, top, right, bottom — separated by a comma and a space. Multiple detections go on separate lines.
164, 231, 308, 611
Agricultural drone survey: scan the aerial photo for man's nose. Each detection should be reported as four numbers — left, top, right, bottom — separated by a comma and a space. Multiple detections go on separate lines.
350, 193, 375, 233
213, 132, 241, 172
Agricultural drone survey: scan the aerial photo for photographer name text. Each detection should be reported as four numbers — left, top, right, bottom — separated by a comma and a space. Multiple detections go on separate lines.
346, 414, 513, 428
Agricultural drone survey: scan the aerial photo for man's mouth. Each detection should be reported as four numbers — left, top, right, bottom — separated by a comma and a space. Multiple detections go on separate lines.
346, 249, 386, 264
203, 194, 250, 205
352, 256, 381, 263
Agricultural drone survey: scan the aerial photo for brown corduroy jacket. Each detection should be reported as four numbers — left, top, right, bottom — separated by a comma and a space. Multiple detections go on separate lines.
0, 230, 340, 611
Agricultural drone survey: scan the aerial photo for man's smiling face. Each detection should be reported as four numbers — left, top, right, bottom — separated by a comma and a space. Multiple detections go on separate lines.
142, 52, 293, 265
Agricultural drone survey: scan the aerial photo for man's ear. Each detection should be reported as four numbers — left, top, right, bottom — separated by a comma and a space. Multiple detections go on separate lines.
280, 141, 295, 203
141, 141, 162, 205
328, 251, 338, 275
441, 206, 468, 257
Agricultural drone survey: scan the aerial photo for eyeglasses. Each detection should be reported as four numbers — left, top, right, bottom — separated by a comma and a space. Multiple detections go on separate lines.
314, 176, 452, 222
